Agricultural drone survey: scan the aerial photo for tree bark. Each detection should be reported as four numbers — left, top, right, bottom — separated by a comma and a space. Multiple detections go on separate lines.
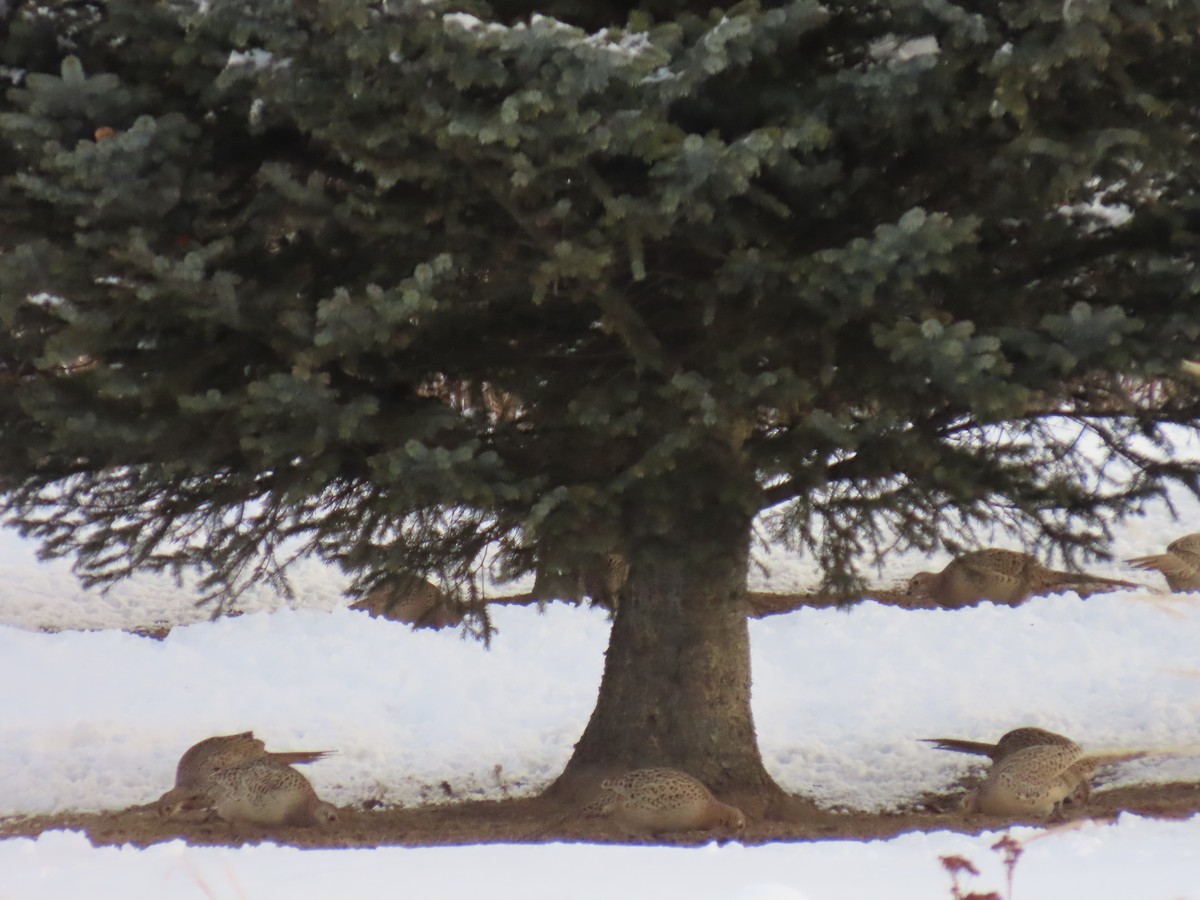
547, 508, 791, 816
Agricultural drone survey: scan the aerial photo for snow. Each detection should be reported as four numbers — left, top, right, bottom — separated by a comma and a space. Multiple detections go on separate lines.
442, 11, 498, 33
442, 11, 656, 61
3, 592, 1198, 816
868, 35, 940, 63
226, 49, 275, 71
4, 490, 1200, 897
4, 816, 1199, 900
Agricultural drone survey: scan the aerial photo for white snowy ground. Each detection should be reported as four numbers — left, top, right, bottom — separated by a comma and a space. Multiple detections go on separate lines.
3, 492, 1200, 898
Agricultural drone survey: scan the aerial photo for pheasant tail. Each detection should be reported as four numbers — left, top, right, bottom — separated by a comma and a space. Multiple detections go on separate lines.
921, 738, 998, 757
269, 750, 334, 766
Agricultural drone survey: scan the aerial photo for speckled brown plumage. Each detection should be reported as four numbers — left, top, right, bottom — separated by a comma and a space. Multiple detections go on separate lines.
906, 549, 1141, 608
349, 573, 464, 629
200, 759, 338, 827
581, 767, 744, 834
964, 745, 1177, 818
1127, 533, 1200, 592
923, 726, 1080, 762
581, 554, 631, 609
532, 553, 629, 609
157, 731, 331, 816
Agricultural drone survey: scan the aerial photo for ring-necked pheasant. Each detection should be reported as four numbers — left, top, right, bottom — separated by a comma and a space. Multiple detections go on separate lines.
906, 548, 1142, 608
1127, 533, 1200, 592
156, 731, 331, 817
581, 767, 745, 835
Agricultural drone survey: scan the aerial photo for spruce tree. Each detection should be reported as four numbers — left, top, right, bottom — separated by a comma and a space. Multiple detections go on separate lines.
3, 0, 1200, 810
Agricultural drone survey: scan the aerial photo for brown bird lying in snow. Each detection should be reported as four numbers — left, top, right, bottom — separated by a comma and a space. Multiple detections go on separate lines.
581, 767, 745, 835
906, 548, 1142, 608
922, 725, 1081, 763
1127, 533, 1200, 592
961, 743, 1198, 819
162, 758, 339, 828
156, 731, 332, 819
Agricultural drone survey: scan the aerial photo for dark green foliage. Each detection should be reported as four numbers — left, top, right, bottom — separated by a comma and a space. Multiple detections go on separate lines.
2, 0, 1200, 605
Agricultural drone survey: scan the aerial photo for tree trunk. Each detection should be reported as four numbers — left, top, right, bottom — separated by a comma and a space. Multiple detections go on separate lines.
547, 509, 791, 816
